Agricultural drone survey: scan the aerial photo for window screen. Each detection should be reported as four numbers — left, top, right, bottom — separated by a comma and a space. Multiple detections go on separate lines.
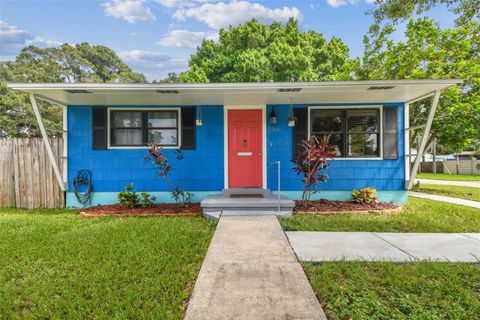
310, 108, 381, 158
110, 109, 179, 147
147, 111, 178, 146
111, 111, 143, 146
346, 109, 380, 158
310, 110, 344, 156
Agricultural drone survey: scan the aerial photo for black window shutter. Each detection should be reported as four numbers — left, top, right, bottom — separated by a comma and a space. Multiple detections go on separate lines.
92, 107, 107, 150
383, 107, 398, 159
293, 108, 308, 159
181, 107, 196, 150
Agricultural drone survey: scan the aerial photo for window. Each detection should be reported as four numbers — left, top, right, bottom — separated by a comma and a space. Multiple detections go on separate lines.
310, 108, 381, 158
110, 109, 179, 147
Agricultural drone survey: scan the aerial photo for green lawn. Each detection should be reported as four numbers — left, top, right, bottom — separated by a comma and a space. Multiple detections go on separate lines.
417, 173, 480, 181
417, 183, 480, 202
0, 208, 216, 320
281, 197, 480, 233
304, 261, 480, 320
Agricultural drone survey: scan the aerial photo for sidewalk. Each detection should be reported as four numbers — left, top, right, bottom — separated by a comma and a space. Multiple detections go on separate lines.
185, 216, 326, 320
287, 232, 480, 263
409, 191, 480, 209
416, 178, 480, 188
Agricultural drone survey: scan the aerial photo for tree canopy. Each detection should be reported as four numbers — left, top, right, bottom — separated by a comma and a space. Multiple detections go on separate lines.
357, 0, 480, 153
369, 0, 479, 26
179, 18, 354, 83
1, 9, 478, 154
0, 43, 146, 137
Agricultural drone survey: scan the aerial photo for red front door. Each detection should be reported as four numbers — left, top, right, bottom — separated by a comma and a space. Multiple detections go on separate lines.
228, 109, 263, 188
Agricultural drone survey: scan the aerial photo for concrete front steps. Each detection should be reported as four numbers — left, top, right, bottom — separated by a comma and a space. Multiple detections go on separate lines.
201, 188, 295, 220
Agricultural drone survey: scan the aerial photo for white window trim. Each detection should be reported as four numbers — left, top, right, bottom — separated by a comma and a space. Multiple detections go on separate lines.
223, 105, 267, 189
308, 105, 384, 160
107, 107, 182, 149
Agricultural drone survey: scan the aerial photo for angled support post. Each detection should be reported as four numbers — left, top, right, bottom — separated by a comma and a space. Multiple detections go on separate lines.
407, 90, 441, 190
29, 94, 66, 191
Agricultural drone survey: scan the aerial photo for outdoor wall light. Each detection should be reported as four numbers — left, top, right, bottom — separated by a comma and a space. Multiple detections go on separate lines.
196, 101, 203, 126
269, 106, 278, 125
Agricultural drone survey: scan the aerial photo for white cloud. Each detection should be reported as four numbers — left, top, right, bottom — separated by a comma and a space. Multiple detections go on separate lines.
0, 20, 32, 54
117, 49, 171, 65
103, 0, 156, 23
326, 0, 375, 8
173, 1, 302, 29
157, 29, 218, 48
154, 0, 217, 8
117, 49, 188, 80
154, 0, 184, 8
0, 20, 61, 55
27, 37, 62, 48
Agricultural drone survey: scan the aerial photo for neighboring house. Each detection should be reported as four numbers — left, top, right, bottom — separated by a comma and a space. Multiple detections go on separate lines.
9, 80, 459, 208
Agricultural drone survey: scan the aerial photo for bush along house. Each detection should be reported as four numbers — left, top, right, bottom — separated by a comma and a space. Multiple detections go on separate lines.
9, 80, 460, 218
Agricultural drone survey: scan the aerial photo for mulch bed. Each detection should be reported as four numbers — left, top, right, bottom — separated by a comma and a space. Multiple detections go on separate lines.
80, 203, 202, 217
294, 200, 401, 215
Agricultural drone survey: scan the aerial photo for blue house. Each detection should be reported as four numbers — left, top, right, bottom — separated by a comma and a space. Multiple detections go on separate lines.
9, 80, 459, 215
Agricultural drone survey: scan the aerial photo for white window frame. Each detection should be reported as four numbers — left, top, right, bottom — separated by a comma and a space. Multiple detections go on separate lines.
107, 107, 182, 149
308, 105, 384, 160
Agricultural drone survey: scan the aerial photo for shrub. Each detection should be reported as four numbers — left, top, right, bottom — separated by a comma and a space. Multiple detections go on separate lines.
352, 187, 379, 204
117, 183, 139, 208
139, 192, 157, 208
292, 135, 336, 201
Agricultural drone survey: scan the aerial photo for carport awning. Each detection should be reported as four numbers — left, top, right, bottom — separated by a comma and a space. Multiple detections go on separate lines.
8, 79, 461, 106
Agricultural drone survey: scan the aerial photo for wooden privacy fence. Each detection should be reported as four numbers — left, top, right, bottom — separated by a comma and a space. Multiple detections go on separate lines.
0, 138, 64, 209
419, 159, 480, 175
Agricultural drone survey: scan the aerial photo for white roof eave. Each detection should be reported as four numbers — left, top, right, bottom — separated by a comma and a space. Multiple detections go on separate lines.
7, 79, 462, 106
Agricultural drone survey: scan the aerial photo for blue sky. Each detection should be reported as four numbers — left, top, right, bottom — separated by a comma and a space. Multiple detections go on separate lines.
0, 0, 455, 81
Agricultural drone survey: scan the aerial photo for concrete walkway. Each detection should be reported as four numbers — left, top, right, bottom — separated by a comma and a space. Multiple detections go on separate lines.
409, 191, 480, 209
185, 216, 326, 320
287, 232, 480, 263
416, 178, 480, 188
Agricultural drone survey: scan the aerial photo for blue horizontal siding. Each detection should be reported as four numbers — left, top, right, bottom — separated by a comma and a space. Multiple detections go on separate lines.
266, 103, 405, 191
68, 105, 224, 193
67, 102, 405, 200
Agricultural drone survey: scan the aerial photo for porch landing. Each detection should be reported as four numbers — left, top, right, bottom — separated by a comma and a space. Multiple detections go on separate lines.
201, 188, 295, 220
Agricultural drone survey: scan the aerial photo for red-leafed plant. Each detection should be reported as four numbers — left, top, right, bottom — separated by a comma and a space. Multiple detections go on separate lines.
292, 135, 336, 201
145, 143, 192, 206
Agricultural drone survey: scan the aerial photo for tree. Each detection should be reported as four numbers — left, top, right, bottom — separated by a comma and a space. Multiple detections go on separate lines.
369, 0, 479, 27
356, 17, 480, 152
152, 72, 179, 84
0, 43, 146, 137
180, 18, 354, 83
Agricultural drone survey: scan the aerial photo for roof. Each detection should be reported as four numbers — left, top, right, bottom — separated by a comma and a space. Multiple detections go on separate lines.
8, 80, 462, 106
